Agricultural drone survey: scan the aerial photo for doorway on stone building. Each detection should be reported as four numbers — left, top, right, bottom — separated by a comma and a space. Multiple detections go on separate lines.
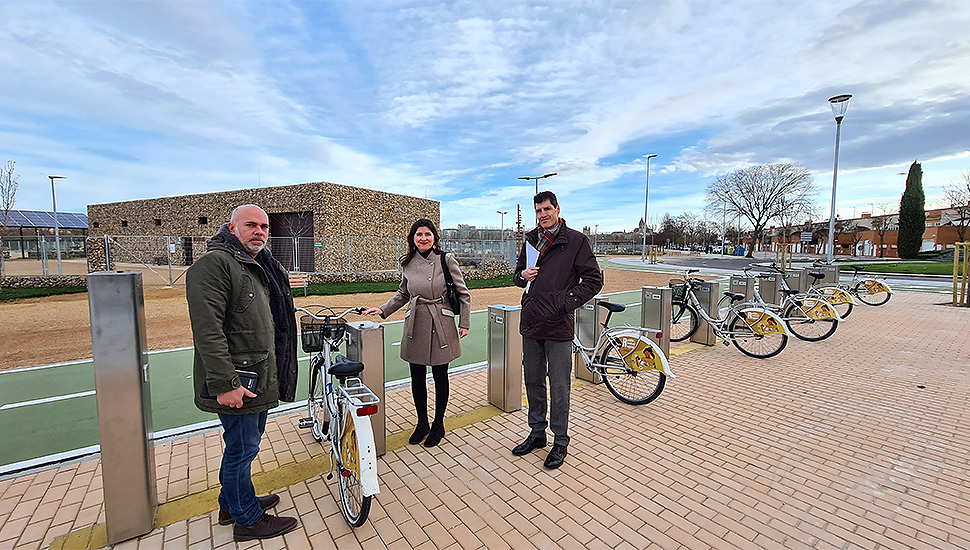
269, 211, 315, 272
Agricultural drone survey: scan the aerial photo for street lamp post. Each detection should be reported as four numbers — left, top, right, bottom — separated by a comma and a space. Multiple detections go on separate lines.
48, 175, 66, 275
826, 94, 852, 262
641, 154, 657, 262
594, 224, 599, 253
517, 172, 558, 194
497, 210, 508, 264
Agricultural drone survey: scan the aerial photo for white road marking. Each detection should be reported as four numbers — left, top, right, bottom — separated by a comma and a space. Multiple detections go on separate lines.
1, 390, 96, 411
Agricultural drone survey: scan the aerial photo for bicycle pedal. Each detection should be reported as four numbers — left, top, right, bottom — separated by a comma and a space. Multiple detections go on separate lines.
326, 472, 334, 481
722, 340, 731, 347
298, 417, 313, 429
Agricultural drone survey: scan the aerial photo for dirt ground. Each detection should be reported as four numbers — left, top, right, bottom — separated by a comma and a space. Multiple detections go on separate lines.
0, 264, 680, 370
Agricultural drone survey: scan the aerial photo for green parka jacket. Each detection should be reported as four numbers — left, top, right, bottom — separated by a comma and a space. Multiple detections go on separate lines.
186, 226, 298, 415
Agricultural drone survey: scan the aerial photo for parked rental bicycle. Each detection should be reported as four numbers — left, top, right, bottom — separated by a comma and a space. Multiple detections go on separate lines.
295, 306, 380, 527
573, 301, 674, 405
741, 265, 842, 342
668, 269, 791, 358
810, 261, 893, 317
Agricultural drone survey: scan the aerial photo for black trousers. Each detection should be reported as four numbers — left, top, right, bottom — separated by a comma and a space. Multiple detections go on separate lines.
409, 363, 449, 425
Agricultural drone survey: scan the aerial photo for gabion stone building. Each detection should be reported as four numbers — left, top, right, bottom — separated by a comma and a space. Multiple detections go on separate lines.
86, 181, 439, 274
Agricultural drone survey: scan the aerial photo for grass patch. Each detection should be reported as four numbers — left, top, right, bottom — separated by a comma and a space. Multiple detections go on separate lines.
0, 286, 87, 302
846, 263, 958, 276
300, 274, 515, 297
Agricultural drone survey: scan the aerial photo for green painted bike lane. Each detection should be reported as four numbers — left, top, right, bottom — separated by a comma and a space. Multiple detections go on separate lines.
0, 291, 643, 470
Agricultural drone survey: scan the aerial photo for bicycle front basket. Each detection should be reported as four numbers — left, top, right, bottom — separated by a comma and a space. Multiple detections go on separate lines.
300, 316, 347, 353
669, 279, 687, 301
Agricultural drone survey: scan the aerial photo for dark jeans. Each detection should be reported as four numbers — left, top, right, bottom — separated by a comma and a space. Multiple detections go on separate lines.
522, 337, 572, 447
218, 410, 268, 527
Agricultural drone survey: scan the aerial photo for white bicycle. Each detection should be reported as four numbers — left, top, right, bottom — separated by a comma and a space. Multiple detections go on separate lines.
573, 301, 674, 405
295, 306, 380, 527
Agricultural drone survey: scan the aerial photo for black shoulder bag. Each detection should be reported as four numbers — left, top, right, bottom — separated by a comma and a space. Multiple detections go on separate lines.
440, 253, 461, 315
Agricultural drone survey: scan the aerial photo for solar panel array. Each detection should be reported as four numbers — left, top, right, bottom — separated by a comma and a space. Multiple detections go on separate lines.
2, 210, 89, 229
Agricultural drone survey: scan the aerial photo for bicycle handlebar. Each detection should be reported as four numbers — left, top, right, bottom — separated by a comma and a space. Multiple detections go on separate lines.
295, 306, 366, 321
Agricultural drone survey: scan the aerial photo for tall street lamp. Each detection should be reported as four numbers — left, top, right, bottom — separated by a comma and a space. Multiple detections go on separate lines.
497, 210, 508, 264
48, 175, 66, 275
594, 224, 599, 253
641, 154, 657, 262
518, 172, 557, 194
826, 93, 852, 262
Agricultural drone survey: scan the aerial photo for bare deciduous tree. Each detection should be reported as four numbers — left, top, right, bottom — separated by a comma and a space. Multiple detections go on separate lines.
706, 163, 815, 257
1, 160, 20, 276
942, 168, 970, 242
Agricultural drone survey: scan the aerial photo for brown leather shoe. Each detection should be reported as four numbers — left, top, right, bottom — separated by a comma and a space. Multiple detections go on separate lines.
233, 512, 298, 542
218, 494, 280, 525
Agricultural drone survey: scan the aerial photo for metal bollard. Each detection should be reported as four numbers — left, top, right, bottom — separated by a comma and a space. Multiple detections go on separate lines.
345, 321, 386, 456
487, 305, 523, 412
573, 295, 606, 383
640, 286, 672, 357
728, 275, 756, 302
88, 271, 156, 545
690, 281, 719, 345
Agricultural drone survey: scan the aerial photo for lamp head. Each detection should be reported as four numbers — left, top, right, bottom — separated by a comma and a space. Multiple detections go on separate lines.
541, 172, 557, 179
828, 94, 852, 122
48, 175, 66, 180
644, 154, 658, 160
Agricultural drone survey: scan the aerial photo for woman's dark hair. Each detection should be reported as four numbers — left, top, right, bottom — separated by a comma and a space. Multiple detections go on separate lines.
400, 218, 442, 266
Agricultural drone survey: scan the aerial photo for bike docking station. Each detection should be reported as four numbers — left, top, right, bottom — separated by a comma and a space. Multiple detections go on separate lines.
784, 269, 807, 293
757, 273, 785, 305
344, 321, 386, 456
640, 286, 672, 356
87, 271, 157, 545
487, 305, 523, 412
810, 264, 840, 285
691, 280, 720, 345
728, 275, 756, 303
574, 295, 608, 383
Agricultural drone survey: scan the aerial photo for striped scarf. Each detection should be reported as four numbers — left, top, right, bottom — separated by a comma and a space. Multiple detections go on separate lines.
535, 221, 561, 261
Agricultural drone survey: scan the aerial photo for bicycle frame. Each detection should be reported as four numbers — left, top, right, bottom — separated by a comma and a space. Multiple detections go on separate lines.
746, 269, 842, 322
680, 279, 790, 339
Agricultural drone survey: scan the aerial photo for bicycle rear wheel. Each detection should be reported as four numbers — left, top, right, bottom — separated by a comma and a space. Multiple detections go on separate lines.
728, 314, 788, 358
598, 342, 666, 405
854, 283, 891, 306
815, 286, 853, 318
669, 301, 698, 342
336, 411, 372, 527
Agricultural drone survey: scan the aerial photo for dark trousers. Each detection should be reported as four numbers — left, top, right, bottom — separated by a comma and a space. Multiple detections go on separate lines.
217, 410, 268, 527
522, 337, 572, 447
409, 363, 450, 426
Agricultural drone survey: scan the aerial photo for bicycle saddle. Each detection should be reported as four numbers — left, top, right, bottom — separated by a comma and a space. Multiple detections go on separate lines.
780, 288, 800, 295
597, 301, 626, 313
808, 272, 825, 280
329, 355, 365, 377
723, 292, 747, 302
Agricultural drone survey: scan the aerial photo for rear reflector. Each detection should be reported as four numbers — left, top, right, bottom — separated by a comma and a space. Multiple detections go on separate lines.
356, 405, 378, 416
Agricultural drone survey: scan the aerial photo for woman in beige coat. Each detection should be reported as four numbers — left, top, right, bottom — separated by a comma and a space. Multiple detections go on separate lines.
364, 219, 471, 447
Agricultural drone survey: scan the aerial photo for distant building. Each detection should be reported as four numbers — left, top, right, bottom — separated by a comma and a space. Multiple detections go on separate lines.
86, 181, 438, 273
0, 209, 88, 259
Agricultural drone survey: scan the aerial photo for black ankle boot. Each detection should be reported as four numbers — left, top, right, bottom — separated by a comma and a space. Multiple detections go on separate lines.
423, 421, 445, 447
409, 422, 430, 444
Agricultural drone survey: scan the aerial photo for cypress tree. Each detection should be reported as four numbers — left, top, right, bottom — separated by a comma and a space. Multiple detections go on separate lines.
897, 160, 925, 259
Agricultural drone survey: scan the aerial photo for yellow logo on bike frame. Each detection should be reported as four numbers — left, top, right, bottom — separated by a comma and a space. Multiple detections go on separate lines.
819, 287, 854, 305
744, 310, 784, 335
618, 336, 662, 372
862, 279, 890, 294
341, 412, 360, 477
799, 298, 839, 320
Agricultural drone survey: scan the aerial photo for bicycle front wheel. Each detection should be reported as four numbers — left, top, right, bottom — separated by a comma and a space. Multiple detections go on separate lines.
854, 283, 892, 306
783, 302, 838, 342
728, 314, 788, 358
336, 413, 372, 527
598, 342, 666, 405
669, 301, 698, 342
816, 286, 854, 318
308, 360, 328, 442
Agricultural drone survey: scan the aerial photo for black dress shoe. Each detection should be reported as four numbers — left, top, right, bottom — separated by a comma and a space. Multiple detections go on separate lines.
409, 423, 430, 444
424, 421, 445, 447
233, 512, 298, 541
511, 433, 547, 456
218, 494, 281, 525
543, 443, 567, 469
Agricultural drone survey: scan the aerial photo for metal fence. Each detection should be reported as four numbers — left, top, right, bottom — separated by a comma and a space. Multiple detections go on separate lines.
1, 235, 89, 276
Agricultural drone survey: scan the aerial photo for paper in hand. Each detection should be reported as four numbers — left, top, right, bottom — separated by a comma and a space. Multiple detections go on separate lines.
525, 241, 539, 293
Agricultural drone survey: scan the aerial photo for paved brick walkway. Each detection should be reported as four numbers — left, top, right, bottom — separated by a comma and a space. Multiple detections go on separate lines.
2, 291, 969, 549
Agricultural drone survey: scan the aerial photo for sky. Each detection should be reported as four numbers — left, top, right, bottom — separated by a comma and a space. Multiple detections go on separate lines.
1, 0, 969, 234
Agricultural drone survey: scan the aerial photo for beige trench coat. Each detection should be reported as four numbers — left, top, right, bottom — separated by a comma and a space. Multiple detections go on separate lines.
379, 252, 471, 366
